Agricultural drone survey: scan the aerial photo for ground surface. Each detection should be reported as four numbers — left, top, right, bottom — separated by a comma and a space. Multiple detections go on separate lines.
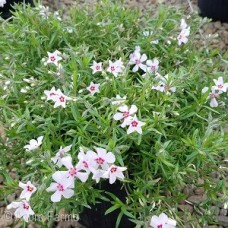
0, 0, 227, 227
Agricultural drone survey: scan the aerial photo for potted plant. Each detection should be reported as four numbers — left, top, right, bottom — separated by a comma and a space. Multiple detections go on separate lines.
0, 1, 227, 227
198, 0, 228, 22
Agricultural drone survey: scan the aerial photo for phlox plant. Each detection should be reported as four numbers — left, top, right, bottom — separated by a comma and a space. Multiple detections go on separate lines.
0, 0, 227, 227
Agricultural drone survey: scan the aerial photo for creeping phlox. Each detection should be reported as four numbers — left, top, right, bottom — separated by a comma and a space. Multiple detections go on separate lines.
202, 76, 228, 107
47, 146, 127, 202
150, 212, 177, 228
113, 105, 145, 134
152, 75, 176, 94
7, 181, 37, 222
24, 136, 43, 151
177, 19, 190, 46
44, 87, 72, 108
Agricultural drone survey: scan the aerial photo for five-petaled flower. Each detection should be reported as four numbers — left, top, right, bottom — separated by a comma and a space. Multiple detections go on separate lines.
150, 212, 177, 228
51, 145, 72, 167
52, 89, 71, 108
212, 77, 228, 93
60, 156, 89, 185
129, 50, 147, 72
44, 87, 58, 101
113, 105, 138, 128
90, 61, 103, 74
24, 136, 44, 151
46, 171, 74, 202
146, 58, 159, 73
103, 165, 127, 184
19, 181, 37, 201
87, 82, 100, 95
45, 50, 62, 66
152, 75, 176, 94
88, 147, 115, 170
177, 19, 190, 46
7, 200, 35, 222
124, 115, 146, 135
107, 58, 125, 77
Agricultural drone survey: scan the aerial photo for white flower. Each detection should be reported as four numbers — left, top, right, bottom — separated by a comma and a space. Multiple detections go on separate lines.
177, 28, 190, 46
88, 147, 115, 170
150, 212, 177, 228
209, 88, 219, 107
111, 95, 127, 106
46, 171, 74, 202
7, 200, 35, 222
52, 89, 71, 108
24, 136, 43, 151
180, 18, 188, 30
103, 165, 127, 184
125, 115, 145, 134
45, 50, 62, 66
44, 87, 58, 101
90, 61, 103, 74
87, 82, 100, 95
107, 58, 125, 77
76, 148, 93, 173
212, 77, 228, 93
0, 0, 6, 8
91, 168, 106, 183
143, 31, 153, 37
60, 156, 89, 184
152, 75, 176, 94
151, 40, 159, 45
129, 51, 147, 72
38, 5, 51, 19
113, 105, 138, 128
51, 145, 72, 167
19, 181, 37, 201
146, 58, 159, 73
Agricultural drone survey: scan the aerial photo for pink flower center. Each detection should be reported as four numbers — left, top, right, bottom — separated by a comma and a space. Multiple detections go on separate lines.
157, 225, 162, 228
69, 167, 77, 176
135, 59, 141, 65
83, 161, 88, 168
122, 111, 129, 118
90, 86, 95, 91
218, 84, 223, 89
50, 56, 56, 62
27, 186, 34, 192
96, 157, 105, 165
210, 93, 217, 99
23, 203, 29, 210
50, 92, 56, 96
151, 65, 156, 71
111, 66, 115, 72
59, 96, 65, 102
110, 167, 117, 173
131, 121, 138, 127
96, 65, 100, 70
59, 150, 64, 158
57, 183, 64, 192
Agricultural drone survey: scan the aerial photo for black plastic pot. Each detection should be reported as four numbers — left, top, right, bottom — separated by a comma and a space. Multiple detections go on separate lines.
79, 180, 135, 228
0, 0, 34, 19
198, 0, 228, 23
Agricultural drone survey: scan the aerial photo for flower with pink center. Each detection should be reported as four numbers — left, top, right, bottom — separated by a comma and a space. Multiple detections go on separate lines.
103, 165, 127, 184
60, 156, 89, 185
44, 87, 58, 101
76, 148, 93, 173
124, 115, 145, 135
88, 147, 115, 170
19, 181, 37, 201
209, 88, 219, 107
107, 58, 125, 77
87, 82, 100, 95
51, 145, 72, 167
113, 105, 138, 128
24, 136, 43, 151
146, 58, 159, 73
46, 50, 62, 66
129, 51, 147, 72
150, 213, 176, 228
90, 61, 103, 74
177, 28, 190, 46
52, 89, 71, 108
212, 77, 228, 93
46, 171, 74, 202
7, 200, 35, 222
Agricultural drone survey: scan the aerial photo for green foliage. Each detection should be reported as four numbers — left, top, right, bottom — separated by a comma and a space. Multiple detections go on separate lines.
0, 0, 227, 227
